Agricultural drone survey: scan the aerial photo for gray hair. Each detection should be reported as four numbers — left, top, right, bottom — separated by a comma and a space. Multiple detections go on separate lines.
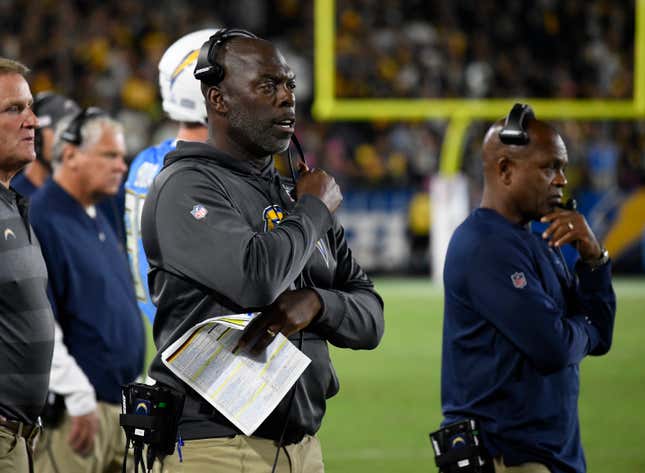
52, 114, 124, 169
0, 57, 29, 77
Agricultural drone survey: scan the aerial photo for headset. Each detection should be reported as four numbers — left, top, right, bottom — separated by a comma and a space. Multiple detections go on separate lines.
33, 94, 57, 163
193, 27, 308, 192
60, 107, 108, 145
193, 28, 258, 86
32, 92, 80, 169
499, 103, 535, 146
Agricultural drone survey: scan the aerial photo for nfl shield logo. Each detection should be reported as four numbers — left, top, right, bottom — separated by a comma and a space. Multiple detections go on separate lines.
511, 272, 527, 289
191, 204, 208, 220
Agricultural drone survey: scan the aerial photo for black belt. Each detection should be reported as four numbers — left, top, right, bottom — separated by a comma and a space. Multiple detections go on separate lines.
197, 401, 306, 445
0, 415, 41, 442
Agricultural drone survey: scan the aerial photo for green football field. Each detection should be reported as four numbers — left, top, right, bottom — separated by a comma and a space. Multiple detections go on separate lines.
317, 277, 645, 473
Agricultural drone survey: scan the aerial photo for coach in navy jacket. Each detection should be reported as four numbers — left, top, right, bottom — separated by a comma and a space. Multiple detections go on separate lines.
441, 109, 615, 473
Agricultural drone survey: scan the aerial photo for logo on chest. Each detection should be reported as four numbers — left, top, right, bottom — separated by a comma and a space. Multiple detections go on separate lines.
510, 271, 527, 289
263, 205, 284, 232
262, 204, 331, 268
190, 204, 208, 220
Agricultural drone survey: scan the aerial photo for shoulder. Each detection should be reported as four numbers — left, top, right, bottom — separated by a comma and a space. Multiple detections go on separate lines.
29, 185, 59, 220
448, 211, 533, 265
126, 140, 175, 192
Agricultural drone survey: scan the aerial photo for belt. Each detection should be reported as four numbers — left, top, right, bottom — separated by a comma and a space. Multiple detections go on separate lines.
0, 415, 42, 442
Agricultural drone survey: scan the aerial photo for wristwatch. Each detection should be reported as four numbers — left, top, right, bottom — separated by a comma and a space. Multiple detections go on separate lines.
584, 247, 609, 271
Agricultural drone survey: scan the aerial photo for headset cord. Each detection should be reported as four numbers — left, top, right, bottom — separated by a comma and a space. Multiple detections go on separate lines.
287, 134, 308, 195
122, 437, 130, 473
272, 135, 308, 472
270, 330, 304, 473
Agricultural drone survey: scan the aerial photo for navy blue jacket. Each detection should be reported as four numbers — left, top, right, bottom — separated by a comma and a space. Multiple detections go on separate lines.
442, 208, 615, 473
30, 179, 144, 404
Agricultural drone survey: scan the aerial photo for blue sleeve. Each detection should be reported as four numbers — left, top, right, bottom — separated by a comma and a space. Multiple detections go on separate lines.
31, 215, 68, 325
125, 141, 173, 324
466, 234, 599, 374
572, 261, 616, 355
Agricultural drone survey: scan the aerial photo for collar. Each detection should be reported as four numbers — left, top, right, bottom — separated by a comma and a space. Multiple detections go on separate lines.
42, 179, 88, 213
165, 141, 278, 179
474, 207, 528, 232
0, 183, 15, 206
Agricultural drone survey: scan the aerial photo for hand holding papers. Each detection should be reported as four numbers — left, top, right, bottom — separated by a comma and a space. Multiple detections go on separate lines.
161, 313, 311, 436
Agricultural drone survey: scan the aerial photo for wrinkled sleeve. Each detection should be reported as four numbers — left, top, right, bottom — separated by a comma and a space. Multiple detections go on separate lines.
50, 322, 97, 416
31, 213, 97, 416
147, 168, 333, 308
308, 221, 384, 350
466, 235, 601, 374
571, 261, 616, 356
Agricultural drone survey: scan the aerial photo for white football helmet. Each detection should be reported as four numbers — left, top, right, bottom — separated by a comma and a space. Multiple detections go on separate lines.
158, 28, 219, 125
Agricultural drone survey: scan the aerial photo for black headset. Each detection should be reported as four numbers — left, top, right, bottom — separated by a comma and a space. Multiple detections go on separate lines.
193, 28, 258, 86
60, 107, 107, 145
33, 92, 73, 169
33, 93, 56, 160
499, 103, 535, 146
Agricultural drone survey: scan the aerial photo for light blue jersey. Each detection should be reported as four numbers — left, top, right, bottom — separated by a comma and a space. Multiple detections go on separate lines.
124, 139, 175, 323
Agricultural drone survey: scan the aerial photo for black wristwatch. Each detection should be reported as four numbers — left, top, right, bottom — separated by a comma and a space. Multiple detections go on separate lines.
584, 247, 609, 271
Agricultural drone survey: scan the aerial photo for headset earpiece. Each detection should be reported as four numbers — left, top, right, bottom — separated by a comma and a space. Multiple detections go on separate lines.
193, 28, 258, 86
499, 103, 535, 146
61, 107, 107, 145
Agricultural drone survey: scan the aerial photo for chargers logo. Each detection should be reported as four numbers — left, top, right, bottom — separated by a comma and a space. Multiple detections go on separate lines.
3, 228, 16, 240
450, 434, 467, 448
263, 205, 284, 231
171, 49, 200, 87
135, 399, 151, 415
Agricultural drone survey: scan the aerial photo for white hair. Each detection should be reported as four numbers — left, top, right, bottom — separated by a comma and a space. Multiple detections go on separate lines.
52, 114, 124, 169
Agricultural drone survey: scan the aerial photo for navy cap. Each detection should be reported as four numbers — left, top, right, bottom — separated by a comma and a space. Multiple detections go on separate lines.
33, 92, 80, 130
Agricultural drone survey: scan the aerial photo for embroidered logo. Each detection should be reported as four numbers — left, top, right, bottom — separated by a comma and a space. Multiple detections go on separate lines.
190, 204, 208, 220
510, 272, 527, 289
263, 205, 284, 232
3, 228, 16, 240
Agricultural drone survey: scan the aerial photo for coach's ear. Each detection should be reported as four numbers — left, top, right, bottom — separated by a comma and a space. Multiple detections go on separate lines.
206, 86, 227, 114
498, 155, 514, 186
60, 143, 79, 170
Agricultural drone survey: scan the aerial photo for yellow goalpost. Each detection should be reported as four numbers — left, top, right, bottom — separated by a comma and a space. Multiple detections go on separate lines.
311, 0, 645, 175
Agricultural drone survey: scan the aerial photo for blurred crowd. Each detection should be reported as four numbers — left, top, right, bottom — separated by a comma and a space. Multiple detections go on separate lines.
336, 0, 633, 99
1, 0, 642, 198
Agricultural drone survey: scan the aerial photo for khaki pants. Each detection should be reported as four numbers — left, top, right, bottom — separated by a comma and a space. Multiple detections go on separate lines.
494, 457, 551, 473
0, 426, 31, 473
156, 434, 324, 473
34, 402, 131, 473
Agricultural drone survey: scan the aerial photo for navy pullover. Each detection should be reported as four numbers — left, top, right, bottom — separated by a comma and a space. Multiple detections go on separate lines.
30, 179, 144, 404
442, 208, 615, 473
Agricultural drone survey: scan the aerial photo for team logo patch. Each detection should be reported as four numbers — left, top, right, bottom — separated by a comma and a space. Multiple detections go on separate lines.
190, 204, 208, 220
171, 49, 200, 86
511, 271, 527, 289
263, 205, 284, 231
3, 228, 16, 240
450, 434, 467, 448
